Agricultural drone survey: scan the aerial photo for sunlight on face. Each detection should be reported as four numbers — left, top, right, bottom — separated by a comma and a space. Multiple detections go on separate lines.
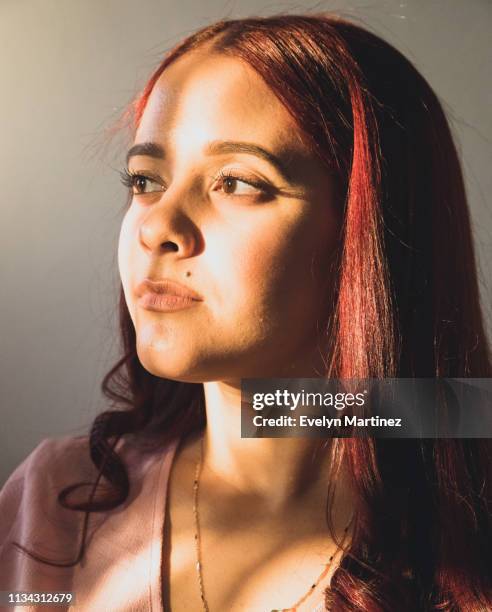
117, 47, 341, 382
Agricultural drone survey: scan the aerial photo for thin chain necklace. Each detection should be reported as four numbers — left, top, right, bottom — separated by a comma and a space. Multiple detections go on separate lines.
192, 433, 353, 612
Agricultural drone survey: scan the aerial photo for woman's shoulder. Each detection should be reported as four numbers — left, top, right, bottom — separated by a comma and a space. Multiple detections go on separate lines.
0, 431, 180, 526
0, 436, 94, 587
1, 435, 92, 497
1, 431, 180, 501
0, 431, 180, 592
0, 436, 93, 539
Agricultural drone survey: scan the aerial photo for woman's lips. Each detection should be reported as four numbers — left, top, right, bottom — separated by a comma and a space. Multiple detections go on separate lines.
138, 292, 201, 312
135, 278, 204, 312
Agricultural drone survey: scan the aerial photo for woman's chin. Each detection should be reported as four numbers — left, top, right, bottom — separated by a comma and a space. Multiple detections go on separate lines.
135, 344, 211, 383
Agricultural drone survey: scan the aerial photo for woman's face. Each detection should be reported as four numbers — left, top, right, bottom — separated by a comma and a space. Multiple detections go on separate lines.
118, 48, 342, 383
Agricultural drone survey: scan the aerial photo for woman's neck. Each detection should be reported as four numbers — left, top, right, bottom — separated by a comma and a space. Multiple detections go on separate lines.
200, 380, 353, 517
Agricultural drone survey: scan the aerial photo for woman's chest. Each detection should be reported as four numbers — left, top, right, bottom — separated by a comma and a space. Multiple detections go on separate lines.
163, 509, 341, 612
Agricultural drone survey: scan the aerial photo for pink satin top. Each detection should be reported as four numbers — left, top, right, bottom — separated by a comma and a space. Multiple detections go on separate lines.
0, 434, 179, 611
0, 435, 328, 612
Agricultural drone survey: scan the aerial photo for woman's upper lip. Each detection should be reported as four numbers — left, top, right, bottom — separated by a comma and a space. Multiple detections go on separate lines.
135, 278, 204, 301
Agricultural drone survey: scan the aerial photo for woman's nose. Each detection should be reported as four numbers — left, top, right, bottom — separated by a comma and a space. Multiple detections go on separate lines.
138, 201, 200, 257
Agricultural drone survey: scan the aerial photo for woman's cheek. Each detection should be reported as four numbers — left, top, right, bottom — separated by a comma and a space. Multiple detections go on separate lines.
222, 224, 297, 325
235, 218, 305, 290
117, 209, 139, 323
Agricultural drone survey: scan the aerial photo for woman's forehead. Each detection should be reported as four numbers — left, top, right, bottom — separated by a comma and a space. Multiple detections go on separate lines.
135, 51, 304, 154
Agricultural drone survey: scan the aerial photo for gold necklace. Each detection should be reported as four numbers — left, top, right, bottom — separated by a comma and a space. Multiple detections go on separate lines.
192, 433, 352, 612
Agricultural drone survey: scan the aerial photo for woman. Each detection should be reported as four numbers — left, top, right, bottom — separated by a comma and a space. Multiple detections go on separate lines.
0, 13, 490, 612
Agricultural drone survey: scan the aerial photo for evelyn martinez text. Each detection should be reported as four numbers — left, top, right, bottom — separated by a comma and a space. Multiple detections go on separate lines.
250, 389, 403, 429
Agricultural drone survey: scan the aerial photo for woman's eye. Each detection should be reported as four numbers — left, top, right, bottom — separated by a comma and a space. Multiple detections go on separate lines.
132, 175, 161, 194
131, 175, 164, 195
213, 170, 268, 197
120, 170, 165, 195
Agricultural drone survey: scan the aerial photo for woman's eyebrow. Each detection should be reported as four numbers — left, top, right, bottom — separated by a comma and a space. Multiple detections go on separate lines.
126, 139, 295, 181
126, 142, 165, 164
204, 140, 294, 180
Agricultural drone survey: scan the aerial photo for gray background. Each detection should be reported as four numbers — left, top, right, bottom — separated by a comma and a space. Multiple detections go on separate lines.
1, 0, 491, 486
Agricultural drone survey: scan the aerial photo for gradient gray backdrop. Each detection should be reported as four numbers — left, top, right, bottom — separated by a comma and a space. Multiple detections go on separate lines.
1, 0, 491, 485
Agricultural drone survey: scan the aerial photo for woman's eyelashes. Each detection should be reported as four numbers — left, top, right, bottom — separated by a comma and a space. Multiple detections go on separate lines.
119, 168, 165, 195
119, 167, 274, 201
211, 168, 271, 198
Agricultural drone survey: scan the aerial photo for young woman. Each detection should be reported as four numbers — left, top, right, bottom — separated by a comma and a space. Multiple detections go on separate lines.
0, 13, 490, 612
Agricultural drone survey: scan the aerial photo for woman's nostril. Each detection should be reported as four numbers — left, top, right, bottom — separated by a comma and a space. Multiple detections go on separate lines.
161, 241, 179, 252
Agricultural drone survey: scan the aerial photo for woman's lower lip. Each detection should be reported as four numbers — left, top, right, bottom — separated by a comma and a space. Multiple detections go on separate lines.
138, 293, 202, 312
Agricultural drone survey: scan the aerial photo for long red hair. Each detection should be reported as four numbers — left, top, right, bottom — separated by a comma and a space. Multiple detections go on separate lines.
14, 14, 492, 611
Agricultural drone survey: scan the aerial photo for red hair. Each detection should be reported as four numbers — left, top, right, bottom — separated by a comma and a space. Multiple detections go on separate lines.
14, 14, 492, 611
